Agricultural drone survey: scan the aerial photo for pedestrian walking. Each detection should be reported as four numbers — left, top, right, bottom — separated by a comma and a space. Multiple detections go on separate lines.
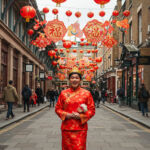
117, 87, 124, 107
54, 89, 59, 103
35, 84, 43, 106
101, 89, 106, 104
3, 80, 19, 120
30, 89, 37, 107
138, 84, 149, 117
22, 85, 32, 112
55, 67, 95, 150
95, 89, 100, 108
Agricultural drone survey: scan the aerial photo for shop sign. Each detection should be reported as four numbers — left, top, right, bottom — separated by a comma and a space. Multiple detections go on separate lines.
138, 56, 150, 65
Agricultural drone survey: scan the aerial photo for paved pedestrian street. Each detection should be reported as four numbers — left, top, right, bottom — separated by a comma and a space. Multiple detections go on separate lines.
0, 106, 150, 150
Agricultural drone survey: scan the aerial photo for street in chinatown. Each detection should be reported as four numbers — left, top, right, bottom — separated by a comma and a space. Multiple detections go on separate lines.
0, 105, 150, 150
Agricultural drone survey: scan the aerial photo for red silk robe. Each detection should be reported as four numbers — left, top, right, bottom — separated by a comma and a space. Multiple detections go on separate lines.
55, 87, 95, 150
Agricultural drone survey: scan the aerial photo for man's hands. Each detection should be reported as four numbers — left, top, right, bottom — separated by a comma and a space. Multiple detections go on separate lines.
66, 112, 80, 120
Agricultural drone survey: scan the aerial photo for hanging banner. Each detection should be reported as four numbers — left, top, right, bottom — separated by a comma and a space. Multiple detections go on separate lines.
67, 21, 83, 38
83, 19, 106, 43
44, 19, 67, 43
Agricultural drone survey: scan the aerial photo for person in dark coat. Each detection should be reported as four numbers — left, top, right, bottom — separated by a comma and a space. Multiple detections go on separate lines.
138, 84, 149, 117
49, 88, 55, 107
101, 89, 106, 104
35, 84, 43, 106
95, 89, 100, 108
117, 87, 124, 107
22, 85, 32, 112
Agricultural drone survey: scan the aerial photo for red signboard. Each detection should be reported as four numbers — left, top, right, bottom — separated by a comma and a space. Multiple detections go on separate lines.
83, 19, 106, 43
44, 19, 67, 43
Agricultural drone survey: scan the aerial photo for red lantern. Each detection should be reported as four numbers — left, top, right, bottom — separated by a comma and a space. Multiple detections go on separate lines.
52, 0, 66, 7
47, 76, 53, 80
60, 49, 64, 52
80, 42, 85, 47
52, 61, 58, 66
94, 66, 99, 70
87, 12, 94, 18
52, 9, 59, 15
123, 10, 130, 17
63, 41, 72, 49
80, 50, 83, 53
95, 49, 98, 53
87, 50, 91, 53
48, 50, 56, 59
80, 38, 84, 42
66, 49, 70, 53
92, 49, 95, 53
96, 57, 102, 63
27, 29, 34, 36
92, 80, 96, 84
112, 10, 119, 17
85, 42, 89, 46
20, 6, 36, 22
112, 19, 117, 24
73, 49, 77, 53
99, 11, 105, 17
93, 0, 110, 8
66, 10, 72, 17
54, 48, 58, 52
43, 7, 49, 14
75, 11, 81, 18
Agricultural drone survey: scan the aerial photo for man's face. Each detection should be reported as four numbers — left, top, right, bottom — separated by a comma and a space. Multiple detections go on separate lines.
69, 74, 81, 89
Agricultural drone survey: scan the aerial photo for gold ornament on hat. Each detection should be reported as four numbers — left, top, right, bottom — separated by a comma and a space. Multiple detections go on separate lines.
68, 66, 84, 76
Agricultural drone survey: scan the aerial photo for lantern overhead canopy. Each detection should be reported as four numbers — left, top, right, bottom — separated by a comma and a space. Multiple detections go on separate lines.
52, 0, 67, 7
20, 6, 36, 22
93, 0, 110, 8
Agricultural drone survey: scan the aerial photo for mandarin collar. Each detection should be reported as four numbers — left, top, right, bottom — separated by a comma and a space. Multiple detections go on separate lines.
70, 86, 81, 92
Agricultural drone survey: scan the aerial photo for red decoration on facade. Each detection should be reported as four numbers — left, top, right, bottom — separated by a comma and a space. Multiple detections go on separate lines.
52, 0, 66, 7
87, 12, 94, 18
31, 33, 51, 48
112, 20, 117, 24
20, 6, 36, 22
93, 0, 110, 8
80, 50, 83, 53
99, 11, 105, 17
52, 9, 59, 15
112, 10, 119, 17
48, 50, 56, 58
102, 35, 117, 48
83, 19, 106, 43
123, 10, 130, 17
44, 19, 67, 43
66, 10, 72, 17
75, 11, 81, 18
27, 29, 34, 36
43, 7, 49, 13
60, 49, 64, 52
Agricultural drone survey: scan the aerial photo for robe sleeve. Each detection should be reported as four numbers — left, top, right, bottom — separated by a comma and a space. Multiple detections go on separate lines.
55, 92, 68, 121
80, 92, 95, 124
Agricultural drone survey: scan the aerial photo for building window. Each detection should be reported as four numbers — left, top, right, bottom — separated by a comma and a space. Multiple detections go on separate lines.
129, 22, 132, 43
13, 50, 18, 90
1, 42, 8, 95
138, 10, 142, 44
22, 58, 26, 89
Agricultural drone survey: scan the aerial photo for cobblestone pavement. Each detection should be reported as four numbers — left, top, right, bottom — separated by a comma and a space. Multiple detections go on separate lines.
0, 106, 150, 150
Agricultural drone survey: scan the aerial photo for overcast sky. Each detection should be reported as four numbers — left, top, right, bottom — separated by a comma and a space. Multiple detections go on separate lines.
36, 0, 126, 40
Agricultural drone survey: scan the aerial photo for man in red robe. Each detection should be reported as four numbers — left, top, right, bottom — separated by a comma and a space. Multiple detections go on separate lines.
55, 67, 95, 150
